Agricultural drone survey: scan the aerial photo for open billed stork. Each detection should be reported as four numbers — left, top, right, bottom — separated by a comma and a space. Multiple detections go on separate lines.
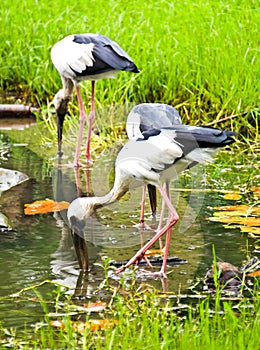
67, 124, 236, 277
126, 103, 182, 224
51, 33, 139, 165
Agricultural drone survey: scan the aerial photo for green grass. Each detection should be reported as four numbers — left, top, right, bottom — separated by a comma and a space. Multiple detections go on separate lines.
0, 0, 259, 135
0, 277, 259, 349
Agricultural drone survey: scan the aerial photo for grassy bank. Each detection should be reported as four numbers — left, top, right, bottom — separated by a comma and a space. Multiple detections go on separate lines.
0, 0, 259, 133
0, 277, 259, 349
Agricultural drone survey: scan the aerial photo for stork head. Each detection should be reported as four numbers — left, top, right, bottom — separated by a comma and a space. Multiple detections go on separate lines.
67, 197, 96, 232
53, 89, 71, 156
67, 198, 94, 272
53, 89, 69, 114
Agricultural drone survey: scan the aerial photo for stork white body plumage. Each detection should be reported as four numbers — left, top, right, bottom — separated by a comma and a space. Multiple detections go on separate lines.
67, 124, 236, 276
51, 33, 139, 165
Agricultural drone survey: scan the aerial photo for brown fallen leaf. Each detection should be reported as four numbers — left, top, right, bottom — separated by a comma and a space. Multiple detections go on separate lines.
24, 199, 69, 215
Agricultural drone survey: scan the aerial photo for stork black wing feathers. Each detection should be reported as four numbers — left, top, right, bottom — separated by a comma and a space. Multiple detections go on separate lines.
137, 129, 162, 140
73, 34, 139, 74
93, 45, 139, 72
138, 125, 236, 155
171, 126, 236, 150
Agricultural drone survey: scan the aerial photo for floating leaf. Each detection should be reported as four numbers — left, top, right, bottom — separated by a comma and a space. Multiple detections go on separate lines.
208, 204, 260, 233
24, 199, 69, 215
212, 205, 260, 215
145, 248, 165, 257
223, 193, 242, 200
208, 216, 260, 227
83, 301, 107, 312
240, 227, 260, 235
247, 270, 260, 277
213, 210, 250, 217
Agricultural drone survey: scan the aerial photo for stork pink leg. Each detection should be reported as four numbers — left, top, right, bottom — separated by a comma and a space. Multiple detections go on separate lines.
115, 185, 179, 277
158, 228, 172, 276
135, 185, 152, 230
158, 189, 166, 250
85, 81, 95, 163
158, 181, 170, 250
74, 86, 87, 167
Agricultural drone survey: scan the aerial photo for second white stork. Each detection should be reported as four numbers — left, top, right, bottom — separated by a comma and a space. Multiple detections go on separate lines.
67, 123, 236, 277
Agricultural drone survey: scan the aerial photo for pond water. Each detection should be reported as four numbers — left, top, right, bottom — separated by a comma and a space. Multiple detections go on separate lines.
0, 119, 258, 330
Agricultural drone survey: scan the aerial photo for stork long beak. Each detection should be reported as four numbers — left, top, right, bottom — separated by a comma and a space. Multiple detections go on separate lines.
147, 184, 157, 217
57, 111, 66, 157
71, 229, 89, 272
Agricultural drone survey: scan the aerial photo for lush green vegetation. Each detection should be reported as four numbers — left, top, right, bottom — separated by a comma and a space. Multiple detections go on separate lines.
0, 274, 259, 349
0, 1, 259, 348
0, 0, 259, 137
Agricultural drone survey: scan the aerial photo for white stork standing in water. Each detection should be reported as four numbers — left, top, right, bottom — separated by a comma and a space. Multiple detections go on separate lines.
51, 33, 139, 166
126, 103, 182, 225
67, 124, 236, 277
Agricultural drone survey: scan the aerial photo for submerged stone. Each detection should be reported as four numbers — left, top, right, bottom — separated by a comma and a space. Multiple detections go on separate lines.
0, 167, 29, 193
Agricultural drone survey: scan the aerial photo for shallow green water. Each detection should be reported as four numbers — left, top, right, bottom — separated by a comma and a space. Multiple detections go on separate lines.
0, 122, 258, 329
